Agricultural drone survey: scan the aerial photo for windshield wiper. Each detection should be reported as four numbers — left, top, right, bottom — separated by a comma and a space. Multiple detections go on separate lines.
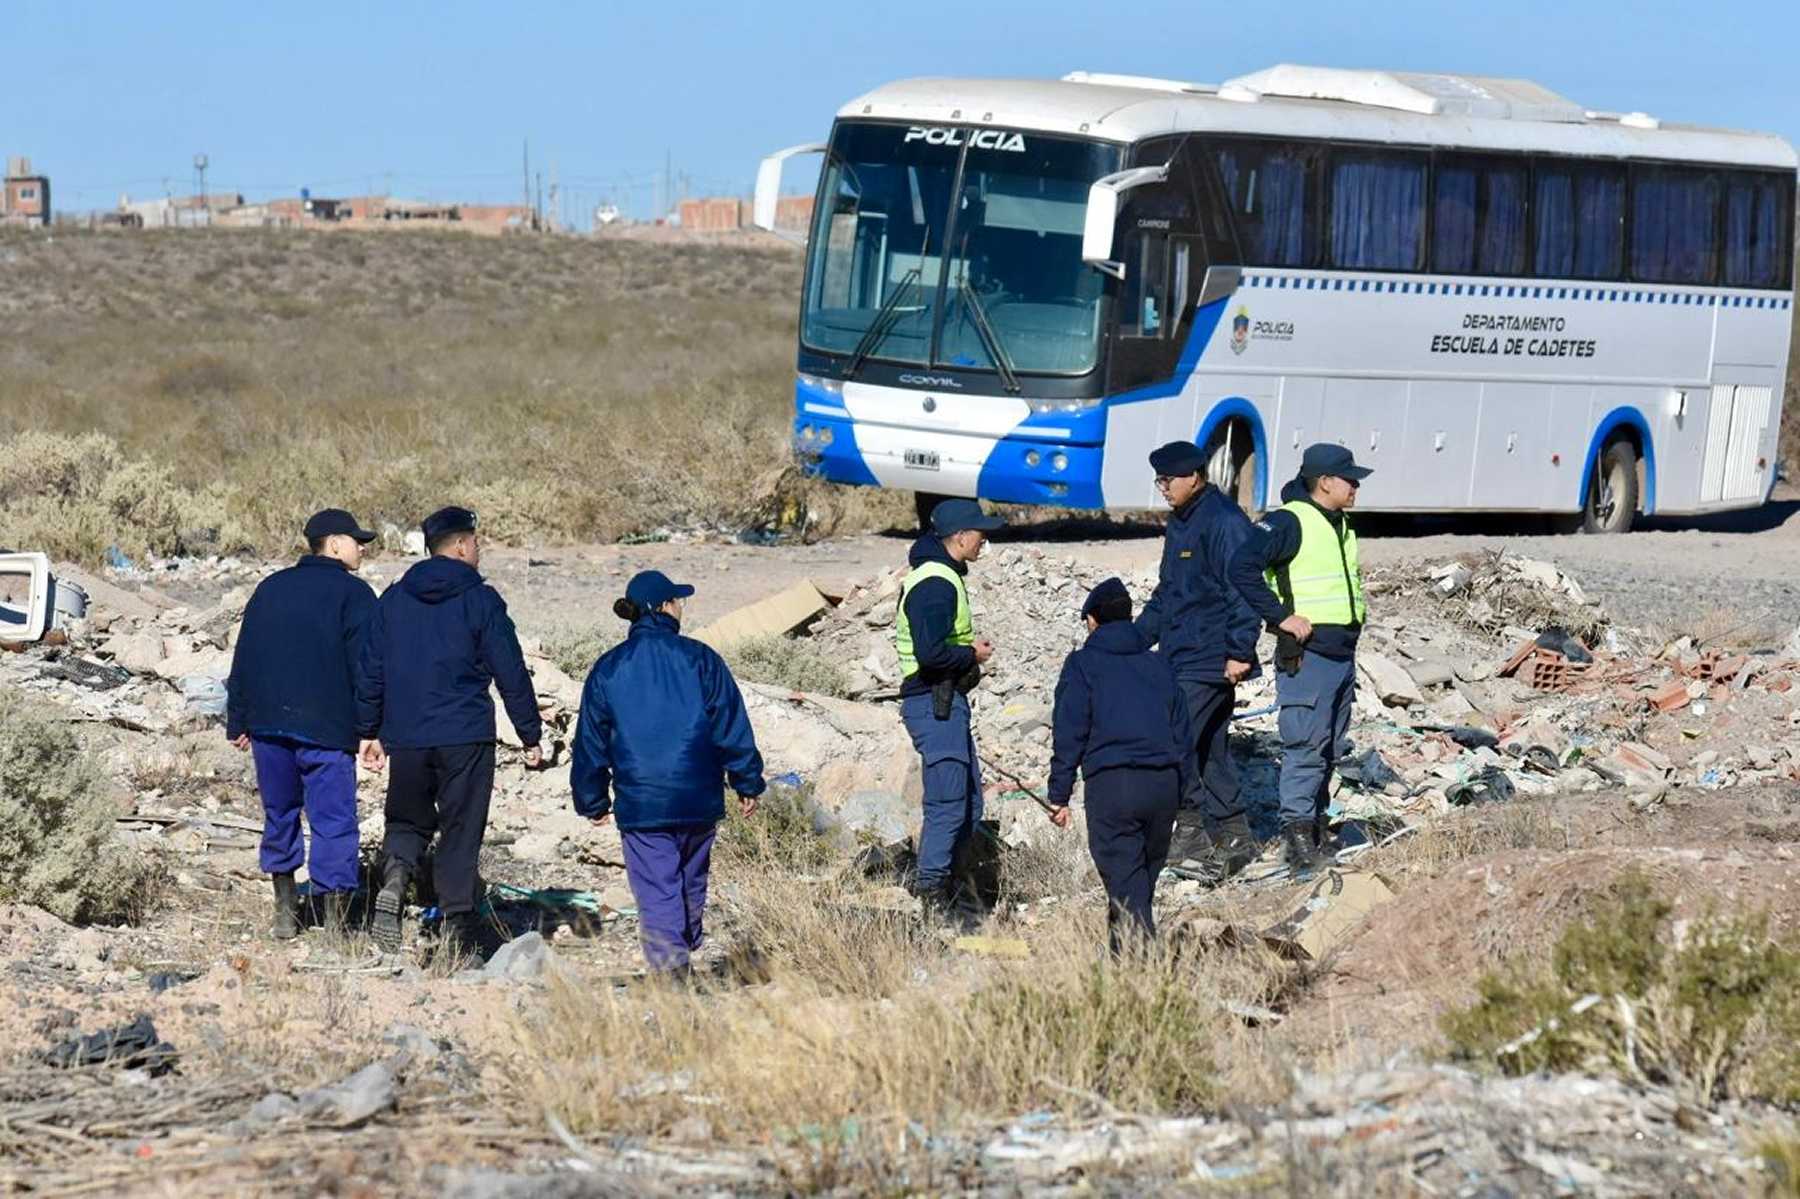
843, 267, 922, 380
956, 279, 1020, 394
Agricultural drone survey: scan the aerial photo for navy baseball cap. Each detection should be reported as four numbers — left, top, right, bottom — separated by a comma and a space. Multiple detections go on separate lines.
421, 506, 479, 543
1299, 443, 1373, 482
1080, 576, 1132, 621
303, 508, 377, 543
930, 498, 1006, 537
1148, 440, 1206, 477
625, 570, 696, 608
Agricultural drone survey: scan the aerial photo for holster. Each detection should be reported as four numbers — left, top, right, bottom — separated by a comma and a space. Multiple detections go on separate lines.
931, 678, 955, 721
1276, 631, 1304, 677
955, 664, 982, 695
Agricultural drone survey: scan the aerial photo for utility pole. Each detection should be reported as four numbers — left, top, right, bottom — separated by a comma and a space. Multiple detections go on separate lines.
535, 172, 543, 228
522, 139, 532, 227
664, 148, 672, 221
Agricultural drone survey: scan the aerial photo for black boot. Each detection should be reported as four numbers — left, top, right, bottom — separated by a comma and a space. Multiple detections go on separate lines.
372, 858, 411, 954
271, 873, 300, 940
1314, 817, 1337, 860
1167, 812, 1214, 868
1194, 813, 1260, 886
320, 891, 350, 936
1281, 823, 1323, 879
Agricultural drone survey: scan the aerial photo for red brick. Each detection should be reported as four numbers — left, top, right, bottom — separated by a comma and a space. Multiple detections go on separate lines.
1648, 681, 1690, 712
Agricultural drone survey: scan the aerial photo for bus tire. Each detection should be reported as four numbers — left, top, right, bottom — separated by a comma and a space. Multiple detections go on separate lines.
1203, 423, 1259, 515
1581, 440, 1638, 534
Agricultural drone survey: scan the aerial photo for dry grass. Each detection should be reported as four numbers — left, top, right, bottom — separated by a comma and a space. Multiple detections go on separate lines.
0, 227, 910, 561
508, 864, 1293, 1155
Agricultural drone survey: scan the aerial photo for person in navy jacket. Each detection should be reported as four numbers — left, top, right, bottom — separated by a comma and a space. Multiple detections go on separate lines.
356, 506, 542, 955
226, 508, 379, 939
571, 570, 765, 978
1137, 439, 1264, 883
1046, 577, 1193, 954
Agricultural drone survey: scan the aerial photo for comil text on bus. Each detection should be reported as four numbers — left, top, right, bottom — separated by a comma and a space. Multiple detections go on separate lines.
1430, 312, 1597, 358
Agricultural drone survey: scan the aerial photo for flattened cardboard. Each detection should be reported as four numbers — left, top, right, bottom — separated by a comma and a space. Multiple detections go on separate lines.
1260, 869, 1395, 962
691, 579, 832, 651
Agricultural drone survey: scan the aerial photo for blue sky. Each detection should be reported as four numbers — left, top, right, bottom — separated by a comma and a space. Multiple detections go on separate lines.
9, 1, 1798, 226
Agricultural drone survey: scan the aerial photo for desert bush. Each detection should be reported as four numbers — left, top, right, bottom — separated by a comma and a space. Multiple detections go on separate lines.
538, 622, 620, 680
1441, 868, 1800, 1104
0, 690, 166, 923
0, 431, 247, 561
722, 634, 852, 698
714, 781, 839, 875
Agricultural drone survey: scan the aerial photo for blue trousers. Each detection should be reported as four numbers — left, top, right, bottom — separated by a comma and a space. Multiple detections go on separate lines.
1177, 678, 1242, 828
251, 735, 360, 893
900, 690, 984, 895
621, 825, 717, 971
1275, 651, 1357, 829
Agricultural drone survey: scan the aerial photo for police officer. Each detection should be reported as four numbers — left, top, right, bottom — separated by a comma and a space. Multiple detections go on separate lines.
357, 506, 542, 954
896, 498, 1002, 916
1227, 444, 1371, 876
1137, 439, 1263, 883
226, 508, 381, 938
1045, 578, 1192, 954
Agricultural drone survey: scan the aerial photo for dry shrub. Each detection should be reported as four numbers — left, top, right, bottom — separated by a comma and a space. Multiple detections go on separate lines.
511, 867, 1288, 1144
537, 622, 620, 680
0, 431, 247, 563
1441, 867, 1800, 1104
0, 690, 166, 923
722, 634, 852, 698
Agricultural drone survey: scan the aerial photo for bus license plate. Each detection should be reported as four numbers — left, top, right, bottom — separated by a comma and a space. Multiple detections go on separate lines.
905, 449, 940, 471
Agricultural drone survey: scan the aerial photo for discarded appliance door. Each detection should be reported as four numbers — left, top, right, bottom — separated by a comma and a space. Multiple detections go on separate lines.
0, 552, 54, 643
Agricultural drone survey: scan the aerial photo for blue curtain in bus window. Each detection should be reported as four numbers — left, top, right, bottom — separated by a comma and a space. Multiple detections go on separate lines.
1432, 162, 1478, 273
1478, 166, 1528, 275
1535, 165, 1623, 280
1216, 144, 1310, 266
1725, 173, 1787, 287
1632, 167, 1720, 284
1329, 152, 1425, 270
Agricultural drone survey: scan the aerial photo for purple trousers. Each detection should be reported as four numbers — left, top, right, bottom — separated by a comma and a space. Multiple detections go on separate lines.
620, 825, 717, 971
251, 735, 360, 893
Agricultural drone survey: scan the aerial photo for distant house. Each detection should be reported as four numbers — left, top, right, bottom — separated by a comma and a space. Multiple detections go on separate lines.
1, 156, 50, 227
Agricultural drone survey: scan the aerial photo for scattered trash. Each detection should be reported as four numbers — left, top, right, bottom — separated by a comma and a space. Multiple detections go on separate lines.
45, 1015, 178, 1075
1446, 766, 1517, 807
692, 579, 834, 651
954, 935, 1030, 959
293, 1062, 398, 1128
1534, 627, 1592, 664
1337, 749, 1403, 793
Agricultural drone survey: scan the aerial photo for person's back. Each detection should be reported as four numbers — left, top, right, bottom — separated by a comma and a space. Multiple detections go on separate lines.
577, 610, 762, 828
1049, 621, 1188, 788
229, 555, 374, 753
362, 555, 540, 750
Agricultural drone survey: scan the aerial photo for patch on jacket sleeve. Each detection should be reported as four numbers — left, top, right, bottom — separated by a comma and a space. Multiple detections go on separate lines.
1178, 550, 1193, 558
1254, 521, 1273, 532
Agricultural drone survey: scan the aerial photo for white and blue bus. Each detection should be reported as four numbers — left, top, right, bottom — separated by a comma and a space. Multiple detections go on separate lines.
754, 65, 1795, 532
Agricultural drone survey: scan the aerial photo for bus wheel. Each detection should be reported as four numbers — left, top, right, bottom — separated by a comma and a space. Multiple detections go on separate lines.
1581, 440, 1638, 534
914, 491, 952, 531
1203, 424, 1259, 515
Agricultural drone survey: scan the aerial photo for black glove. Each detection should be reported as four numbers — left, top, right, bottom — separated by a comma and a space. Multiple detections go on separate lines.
1276, 630, 1304, 676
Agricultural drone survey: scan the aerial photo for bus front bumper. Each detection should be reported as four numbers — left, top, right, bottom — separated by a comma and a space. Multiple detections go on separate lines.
793, 412, 1104, 508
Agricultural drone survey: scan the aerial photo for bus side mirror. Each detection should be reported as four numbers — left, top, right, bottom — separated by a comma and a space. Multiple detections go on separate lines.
1082, 164, 1171, 280
753, 142, 828, 245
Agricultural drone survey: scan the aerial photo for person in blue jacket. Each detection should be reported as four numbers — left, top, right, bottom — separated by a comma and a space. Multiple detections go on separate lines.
1046, 577, 1193, 954
570, 570, 766, 979
226, 508, 380, 938
1136, 440, 1264, 884
357, 506, 542, 955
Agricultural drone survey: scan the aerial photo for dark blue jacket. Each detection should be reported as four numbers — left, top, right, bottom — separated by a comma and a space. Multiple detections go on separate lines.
1228, 477, 1362, 661
356, 556, 542, 750
898, 533, 978, 697
1047, 621, 1193, 807
226, 556, 376, 753
570, 612, 766, 829
1136, 484, 1263, 684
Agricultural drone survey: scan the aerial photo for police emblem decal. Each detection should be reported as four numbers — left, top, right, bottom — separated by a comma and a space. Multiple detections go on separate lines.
1229, 306, 1251, 356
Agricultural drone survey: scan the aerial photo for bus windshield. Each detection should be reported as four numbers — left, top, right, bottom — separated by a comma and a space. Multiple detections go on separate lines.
801, 122, 1122, 376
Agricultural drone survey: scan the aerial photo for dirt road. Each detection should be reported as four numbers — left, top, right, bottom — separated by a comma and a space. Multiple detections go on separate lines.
464, 492, 1800, 648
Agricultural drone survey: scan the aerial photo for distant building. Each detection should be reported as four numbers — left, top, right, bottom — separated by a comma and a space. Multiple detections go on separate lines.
677, 193, 814, 234
1, 156, 51, 227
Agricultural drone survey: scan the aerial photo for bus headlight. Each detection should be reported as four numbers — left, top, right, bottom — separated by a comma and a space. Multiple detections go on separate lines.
798, 373, 844, 396
1024, 450, 1041, 468
818, 425, 834, 446
1051, 452, 1069, 473
799, 424, 816, 441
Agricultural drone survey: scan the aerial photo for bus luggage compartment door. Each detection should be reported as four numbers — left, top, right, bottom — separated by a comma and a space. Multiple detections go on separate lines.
1700, 384, 1775, 504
